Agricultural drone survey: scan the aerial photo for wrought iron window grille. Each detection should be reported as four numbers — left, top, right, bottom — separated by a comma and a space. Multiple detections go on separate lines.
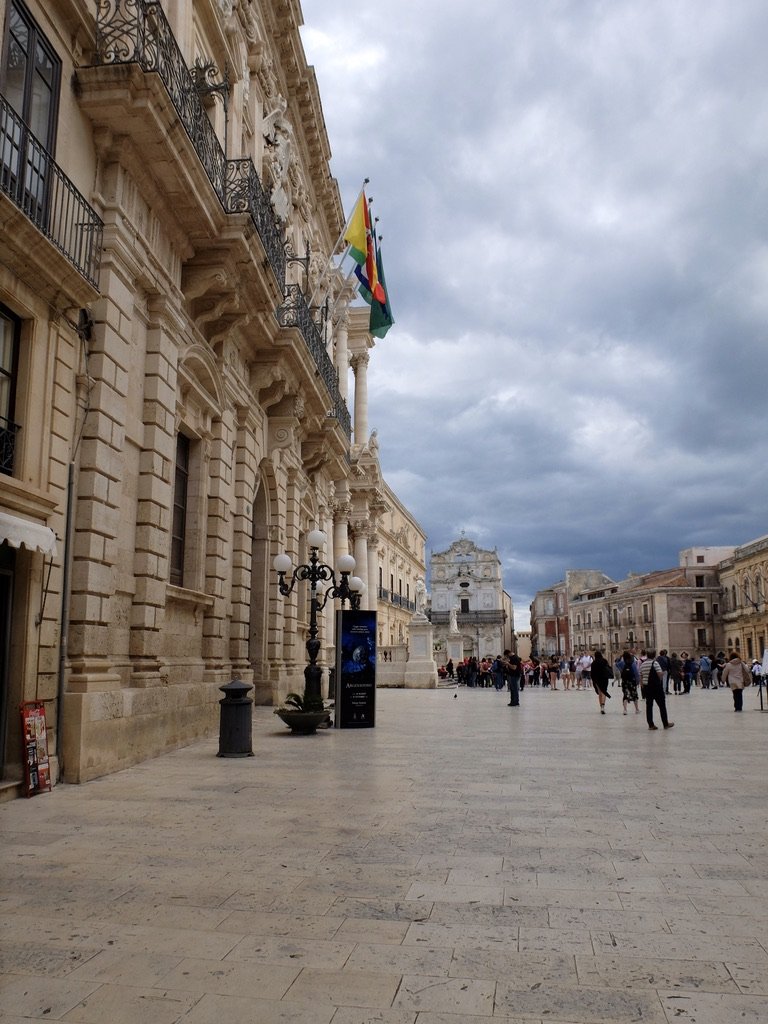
0, 415, 20, 475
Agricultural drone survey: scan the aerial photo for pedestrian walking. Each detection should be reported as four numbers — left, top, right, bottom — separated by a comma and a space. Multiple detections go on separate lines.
639, 650, 674, 730
722, 651, 751, 712
619, 651, 641, 714
591, 650, 612, 714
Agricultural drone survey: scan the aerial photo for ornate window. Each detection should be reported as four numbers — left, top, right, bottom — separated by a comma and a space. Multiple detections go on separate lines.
170, 433, 190, 586
1, 0, 61, 219
0, 305, 20, 475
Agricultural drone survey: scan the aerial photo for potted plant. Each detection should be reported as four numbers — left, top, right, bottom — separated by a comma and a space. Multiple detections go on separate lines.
274, 686, 332, 734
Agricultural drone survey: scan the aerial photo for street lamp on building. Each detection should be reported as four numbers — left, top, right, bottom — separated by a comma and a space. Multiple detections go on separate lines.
273, 530, 364, 706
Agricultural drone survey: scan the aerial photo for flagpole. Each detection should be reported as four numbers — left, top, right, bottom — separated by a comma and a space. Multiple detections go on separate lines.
326, 264, 359, 323
307, 178, 369, 309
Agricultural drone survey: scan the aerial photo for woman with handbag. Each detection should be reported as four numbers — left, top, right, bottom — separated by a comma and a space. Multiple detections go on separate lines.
722, 652, 751, 712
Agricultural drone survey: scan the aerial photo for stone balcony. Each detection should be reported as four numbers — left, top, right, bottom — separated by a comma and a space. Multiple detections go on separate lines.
78, 0, 350, 440
0, 92, 103, 304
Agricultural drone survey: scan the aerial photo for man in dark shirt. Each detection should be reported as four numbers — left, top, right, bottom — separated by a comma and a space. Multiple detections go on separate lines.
503, 650, 522, 707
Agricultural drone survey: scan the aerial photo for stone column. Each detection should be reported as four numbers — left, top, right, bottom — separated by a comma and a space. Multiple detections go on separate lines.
129, 296, 180, 687
67, 249, 134, 693
332, 489, 351, 560
319, 503, 336, 698
350, 351, 369, 446
200, 415, 234, 682
279, 462, 305, 675
229, 407, 260, 681
366, 527, 378, 612
334, 312, 349, 402
352, 519, 369, 601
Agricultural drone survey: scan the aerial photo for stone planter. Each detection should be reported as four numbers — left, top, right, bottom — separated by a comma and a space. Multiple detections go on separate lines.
274, 708, 330, 734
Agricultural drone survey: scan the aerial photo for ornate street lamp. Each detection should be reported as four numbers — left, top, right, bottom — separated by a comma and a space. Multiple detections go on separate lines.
273, 530, 364, 707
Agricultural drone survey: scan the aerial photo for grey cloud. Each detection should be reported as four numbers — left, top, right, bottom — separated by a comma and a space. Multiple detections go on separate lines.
302, 0, 768, 622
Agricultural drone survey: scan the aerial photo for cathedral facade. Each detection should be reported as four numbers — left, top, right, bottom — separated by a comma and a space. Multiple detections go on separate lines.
429, 537, 514, 662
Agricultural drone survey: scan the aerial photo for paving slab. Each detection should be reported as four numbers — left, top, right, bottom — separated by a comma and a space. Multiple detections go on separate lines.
1, 685, 767, 1023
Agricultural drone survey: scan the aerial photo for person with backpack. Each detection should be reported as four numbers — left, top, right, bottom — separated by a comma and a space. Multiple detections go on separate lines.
619, 651, 641, 714
639, 650, 674, 730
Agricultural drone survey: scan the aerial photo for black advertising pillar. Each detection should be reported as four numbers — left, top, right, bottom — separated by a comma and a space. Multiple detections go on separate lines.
335, 609, 376, 728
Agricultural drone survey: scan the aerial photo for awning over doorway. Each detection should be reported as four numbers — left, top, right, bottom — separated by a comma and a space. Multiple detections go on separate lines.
0, 511, 58, 556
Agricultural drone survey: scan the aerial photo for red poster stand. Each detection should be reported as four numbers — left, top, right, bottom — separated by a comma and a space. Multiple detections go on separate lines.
20, 701, 52, 797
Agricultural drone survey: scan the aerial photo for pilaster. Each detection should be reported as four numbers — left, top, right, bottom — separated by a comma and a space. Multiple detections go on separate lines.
129, 296, 181, 685
68, 252, 134, 693
202, 412, 234, 680
229, 406, 260, 678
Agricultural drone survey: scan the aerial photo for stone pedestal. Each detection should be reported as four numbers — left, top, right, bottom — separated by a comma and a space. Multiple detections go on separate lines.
404, 613, 438, 689
446, 636, 464, 665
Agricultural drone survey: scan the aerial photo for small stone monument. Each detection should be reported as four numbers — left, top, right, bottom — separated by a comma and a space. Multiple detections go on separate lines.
404, 578, 438, 688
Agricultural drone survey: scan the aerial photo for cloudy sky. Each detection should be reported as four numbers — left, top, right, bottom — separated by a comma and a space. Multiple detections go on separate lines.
300, 0, 768, 628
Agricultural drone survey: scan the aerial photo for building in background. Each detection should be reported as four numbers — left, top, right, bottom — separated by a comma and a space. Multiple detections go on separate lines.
515, 630, 532, 661
541, 549, 730, 662
530, 570, 613, 658
429, 536, 514, 660
718, 535, 768, 662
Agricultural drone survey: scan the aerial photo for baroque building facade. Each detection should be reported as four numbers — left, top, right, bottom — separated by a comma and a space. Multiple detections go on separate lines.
569, 550, 727, 661
0, 0, 406, 790
718, 534, 768, 662
429, 537, 514, 661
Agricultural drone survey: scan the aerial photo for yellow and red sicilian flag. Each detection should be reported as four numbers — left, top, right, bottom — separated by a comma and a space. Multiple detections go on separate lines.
343, 191, 385, 304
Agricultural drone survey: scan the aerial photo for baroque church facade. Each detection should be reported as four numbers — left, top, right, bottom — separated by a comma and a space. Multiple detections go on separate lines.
429, 537, 514, 662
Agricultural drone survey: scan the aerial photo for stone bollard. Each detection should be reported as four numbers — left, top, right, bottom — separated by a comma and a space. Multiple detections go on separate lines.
217, 679, 254, 757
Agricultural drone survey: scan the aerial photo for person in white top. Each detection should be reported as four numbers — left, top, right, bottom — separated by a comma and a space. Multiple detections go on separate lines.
576, 654, 593, 690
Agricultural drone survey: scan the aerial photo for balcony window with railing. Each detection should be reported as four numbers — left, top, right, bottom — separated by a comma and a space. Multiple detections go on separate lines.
0, 1, 102, 286
93, 0, 285, 292
0, 305, 20, 476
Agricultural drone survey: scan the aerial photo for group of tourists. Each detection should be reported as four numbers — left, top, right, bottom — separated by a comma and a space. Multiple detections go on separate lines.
447, 648, 763, 724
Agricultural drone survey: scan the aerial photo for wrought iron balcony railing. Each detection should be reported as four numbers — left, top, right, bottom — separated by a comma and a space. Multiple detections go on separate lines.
431, 610, 505, 625
95, 0, 227, 202
94, 0, 285, 291
0, 94, 103, 288
224, 159, 285, 292
0, 415, 20, 475
94, 0, 348, 436
276, 285, 351, 438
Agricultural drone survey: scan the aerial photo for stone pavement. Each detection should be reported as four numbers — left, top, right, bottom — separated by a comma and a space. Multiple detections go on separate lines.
1, 682, 768, 1024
